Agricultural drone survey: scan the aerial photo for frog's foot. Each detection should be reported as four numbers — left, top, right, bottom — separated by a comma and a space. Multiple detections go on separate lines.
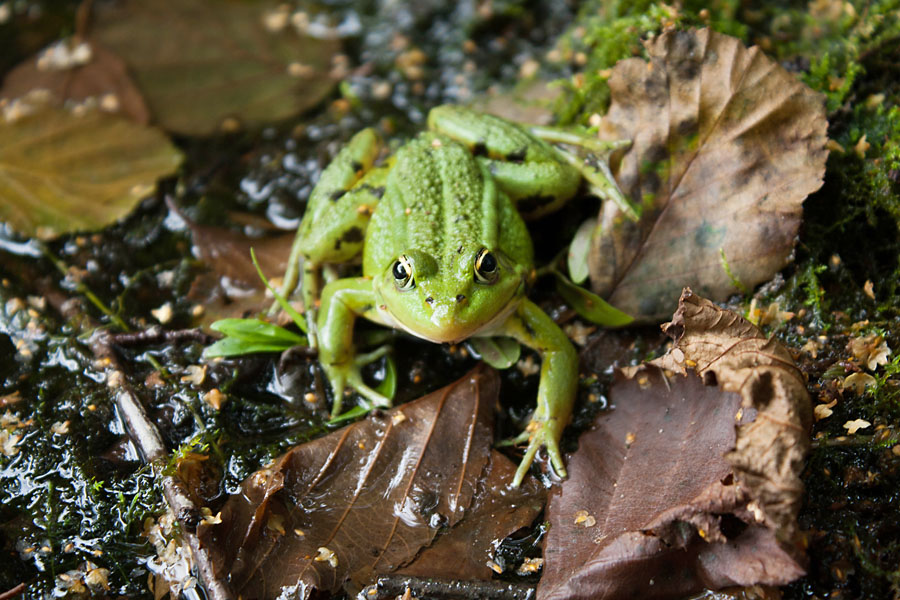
509, 417, 568, 488
323, 361, 391, 418
530, 126, 638, 220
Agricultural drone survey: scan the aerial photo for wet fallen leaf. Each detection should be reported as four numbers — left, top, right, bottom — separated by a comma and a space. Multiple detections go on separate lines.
176, 206, 295, 325
395, 450, 545, 581
590, 29, 828, 322
540, 289, 810, 600
0, 101, 182, 238
91, 0, 339, 136
0, 38, 150, 124
197, 367, 499, 597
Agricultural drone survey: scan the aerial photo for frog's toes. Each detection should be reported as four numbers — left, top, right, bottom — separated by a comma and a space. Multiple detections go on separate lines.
511, 420, 567, 488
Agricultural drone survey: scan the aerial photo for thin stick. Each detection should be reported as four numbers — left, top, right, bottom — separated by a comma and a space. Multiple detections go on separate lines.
91, 333, 234, 600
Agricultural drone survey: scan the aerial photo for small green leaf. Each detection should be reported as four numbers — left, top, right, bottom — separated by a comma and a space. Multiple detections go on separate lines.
251, 248, 307, 333
467, 337, 521, 369
375, 355, 397, 400
210, 318, 305, 343
205, 317, 305, 358
555, 273, 634, 327
327, 405, 370, 426
568, 217, 597, 285
204, 337, 297, 358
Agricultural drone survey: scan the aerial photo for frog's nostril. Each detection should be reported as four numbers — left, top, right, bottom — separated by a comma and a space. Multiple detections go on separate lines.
425, 296, 434, 304
456, 294, 466, 303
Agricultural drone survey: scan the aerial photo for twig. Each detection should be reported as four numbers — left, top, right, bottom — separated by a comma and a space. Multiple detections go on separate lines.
91, 332, 234, 600
0, 583, 26, 600
361, 576, 535, 600
107, 326, 213, 347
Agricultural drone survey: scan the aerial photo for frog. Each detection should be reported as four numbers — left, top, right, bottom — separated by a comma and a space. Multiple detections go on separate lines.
281, 105, 624, 487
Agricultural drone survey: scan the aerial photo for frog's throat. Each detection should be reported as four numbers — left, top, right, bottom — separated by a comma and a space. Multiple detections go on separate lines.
375, 292, 523, 345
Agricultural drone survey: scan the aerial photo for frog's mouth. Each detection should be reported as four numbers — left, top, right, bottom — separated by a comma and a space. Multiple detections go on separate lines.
376, 280, 524, 344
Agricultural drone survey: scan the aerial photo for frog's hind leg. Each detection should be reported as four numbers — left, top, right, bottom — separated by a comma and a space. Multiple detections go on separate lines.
278, 128, 387, 346
427, 105, 581, 219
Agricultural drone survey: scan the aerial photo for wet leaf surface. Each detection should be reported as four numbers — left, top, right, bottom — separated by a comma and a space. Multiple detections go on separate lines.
0, 103, 182, 238
590, 28, 828, 322
91, 0, 339, 136
179, 211, 295, 325
540, 289, 810, 600
0, 39, 150, 124
396, 450, 546, 581
198, 367, 499, 597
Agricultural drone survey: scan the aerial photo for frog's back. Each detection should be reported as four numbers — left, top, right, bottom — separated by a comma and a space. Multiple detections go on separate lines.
363, 133, 532, 276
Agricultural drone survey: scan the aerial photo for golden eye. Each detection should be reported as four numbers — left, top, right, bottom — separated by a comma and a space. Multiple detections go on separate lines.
392, 255, 415, 290
474, 248, 498, 284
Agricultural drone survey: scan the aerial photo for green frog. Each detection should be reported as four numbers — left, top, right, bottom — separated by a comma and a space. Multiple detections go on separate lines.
283, 105, 619, 487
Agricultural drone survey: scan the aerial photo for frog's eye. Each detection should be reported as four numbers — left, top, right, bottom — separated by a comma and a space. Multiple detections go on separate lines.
474, 248, 498, 284
392, 255, 415, 290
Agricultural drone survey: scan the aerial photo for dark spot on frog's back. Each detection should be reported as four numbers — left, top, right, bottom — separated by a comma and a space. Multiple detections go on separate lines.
333, 226, 365, 250
505, 147, 527, 163
360, 184, 385, 199
351, 161, 363, 173
472, 140, 488, 157
330, 188, 347, 202
342, 227, 364, 243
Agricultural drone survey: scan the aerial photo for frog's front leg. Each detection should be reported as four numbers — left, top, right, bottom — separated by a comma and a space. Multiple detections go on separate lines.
317, 277, 391, 416
491, 299, 578, 487
279, 129, 389, 348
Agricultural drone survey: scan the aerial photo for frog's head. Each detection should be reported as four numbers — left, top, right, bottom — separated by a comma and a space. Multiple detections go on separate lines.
373, 246, 527, 343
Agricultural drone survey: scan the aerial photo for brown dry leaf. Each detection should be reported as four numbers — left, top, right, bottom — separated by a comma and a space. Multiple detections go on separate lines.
590, 29, 828, 322
197, 367, 499, 597
395, 450, 545, 581
0, 39, 150, 124
653, 289, 812, 535
539, 289, 810, 600
91, 0, 339, 136
175, 205, 295, 325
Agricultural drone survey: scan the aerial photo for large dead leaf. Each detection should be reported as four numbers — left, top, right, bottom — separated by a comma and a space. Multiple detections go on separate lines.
0, 38, 150, 124
539, 289, 810, 600
91, 0, 339, 136
590, 28, 828, 322
0, 102, 182, 238
198, 367, 499, 597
